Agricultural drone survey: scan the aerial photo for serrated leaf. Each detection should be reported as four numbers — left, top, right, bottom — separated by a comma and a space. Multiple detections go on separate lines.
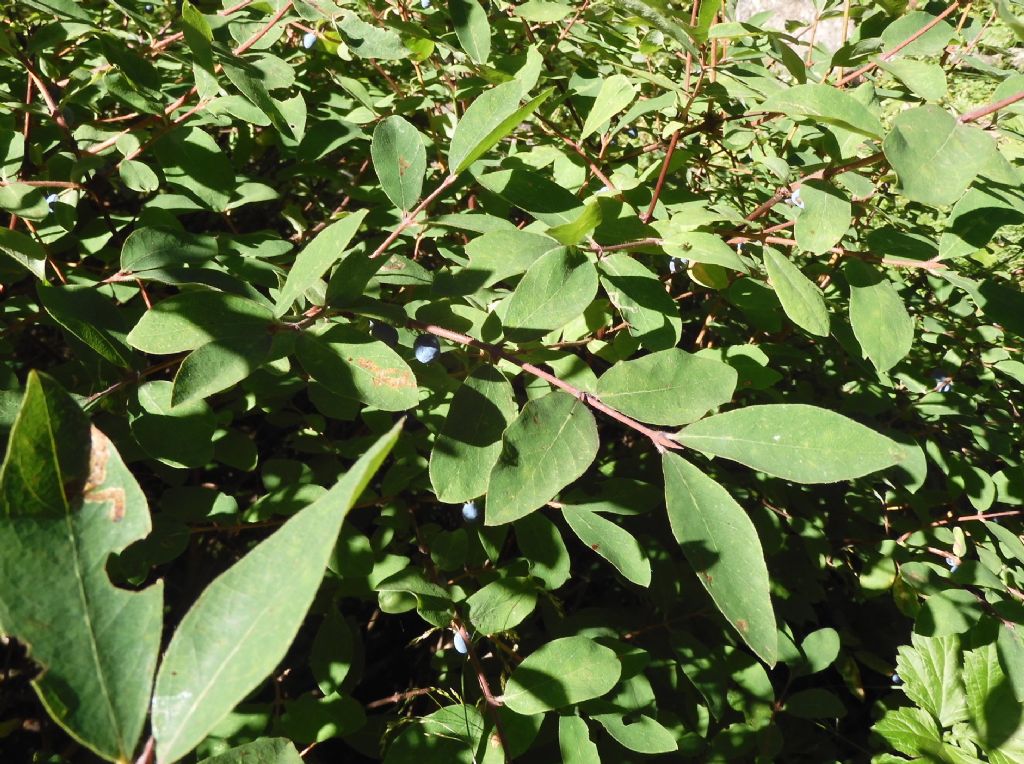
896, 633, 968, 727
0, 372, 162, 762
763, 248, 829, 336
502, 636, 621, 714
674, 404, 905, 483
371, 116, 426, 212
562, 506, 650, 586
486, 392, 599, 525
580, 74, 636, 139
844, 259, 914, 373
662, 453, 777, 665
504, 247, 598, 341
595, 348, 736, 426
152, 423, 401, 764
275, 210, 368, 317
430, 365, 517, 503
873, 707, 944, 759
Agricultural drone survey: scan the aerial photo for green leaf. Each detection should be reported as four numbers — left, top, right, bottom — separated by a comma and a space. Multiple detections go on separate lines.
882, 105, 996, 208
152, 422, 401, 764
119, 226, 217, 274
338, 12, 410, 59
611, 0, 698, 56
516, 0, 573, 22
152, 126, 235, 211
558, 716, 601, 764
580, 74, 636, 139
544, 200, 602, 246
873, 707, 944, 759
662, 453, 777, 666
761, 83, 883, 138
466, 577, 537, 635
0, 182, 49, 220
0, 372, 162, 762
796, 628, 840, 677
275, 209, 368, 317
844, 259, 914, 373
449, 0, 491, 64
515, 513, 571, 589
459, 229, 562, 288
763, 248, 829, 336
297, 325, 418, 412
131, 381, 216, 469
119, 158, 161, 193
896, 634, 968, 727
598, 253, 682, 350
449, 84, 553, 174
964, 642, 1024, 755
997, 0, 1024, 40
503, 248, 598, 341
595, 348, 737, 426
198, 738, 304, 764
171, 335, 273, 406
180, 0, 217, 99
127, 290, 276, 354
0, 226, 46, 279
38, 284, 139, 368
222, 59, 295, 140
674, 404, 906, 483
784, 688, 847, 719
664, 231, 749, 272
371, 116, 427, 212
502, 636, 621, 714
794, 180, 850, 255
562, 506, 651, 586
486, 392, 599, 525
429, 365, 518, 503
877, 59, 948, 101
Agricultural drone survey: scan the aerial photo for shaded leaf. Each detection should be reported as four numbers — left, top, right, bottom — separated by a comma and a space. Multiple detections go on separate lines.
502, 637, 621, 714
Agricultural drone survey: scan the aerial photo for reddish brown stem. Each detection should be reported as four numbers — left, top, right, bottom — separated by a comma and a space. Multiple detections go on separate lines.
641, 129, 680, 223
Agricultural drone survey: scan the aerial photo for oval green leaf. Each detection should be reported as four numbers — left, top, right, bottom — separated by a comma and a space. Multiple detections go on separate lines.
486, 392, 599, 525
674, 403, 907, 483
663, 452, 777, 666
595, 348, 737, 426
152, 423, 401, 764
371, 116, 427, 212
763, 248, 829, 337
501, 636, 621, 714
503, 248, 598, 341
844, 259, 914, 373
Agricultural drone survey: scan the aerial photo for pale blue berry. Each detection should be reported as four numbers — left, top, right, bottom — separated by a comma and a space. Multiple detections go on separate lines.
453, 631, 468, 654
421, 0, 431, 7
946, 557, 958, 572
414, 334, 440, 363
789, 188, 804, 209
302, 31, 317, 49
892, 672, 902, 685
626, 127, 638, 138
462, 501, 479, 523
669, 257, 687, 274
45, 193, 59, 210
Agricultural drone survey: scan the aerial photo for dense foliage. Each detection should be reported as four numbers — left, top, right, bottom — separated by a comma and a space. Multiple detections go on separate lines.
1, 0, 1024, 761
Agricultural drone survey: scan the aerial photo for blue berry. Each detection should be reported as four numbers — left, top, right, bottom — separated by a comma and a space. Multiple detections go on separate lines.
891, 672, 902, 685
462, 501, 480, 523
414, 334, 440, 364
302, 31, 317, 49
453, 631, 468, 654
668, 257, 687, 274
789, 188, 805, 209
421, 0, 431, 7
145, 3, 153, 11
45, 193, 59, 210
946, 557, 958, 572
369, 320, 398, 348
626, 127, 638, 138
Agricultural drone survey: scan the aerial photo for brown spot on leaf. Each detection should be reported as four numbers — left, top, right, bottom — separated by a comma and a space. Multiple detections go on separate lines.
591, 543, 600, 551
85, 427, 110, 492
735, 619, 749, 633
354, 358, 414, 389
